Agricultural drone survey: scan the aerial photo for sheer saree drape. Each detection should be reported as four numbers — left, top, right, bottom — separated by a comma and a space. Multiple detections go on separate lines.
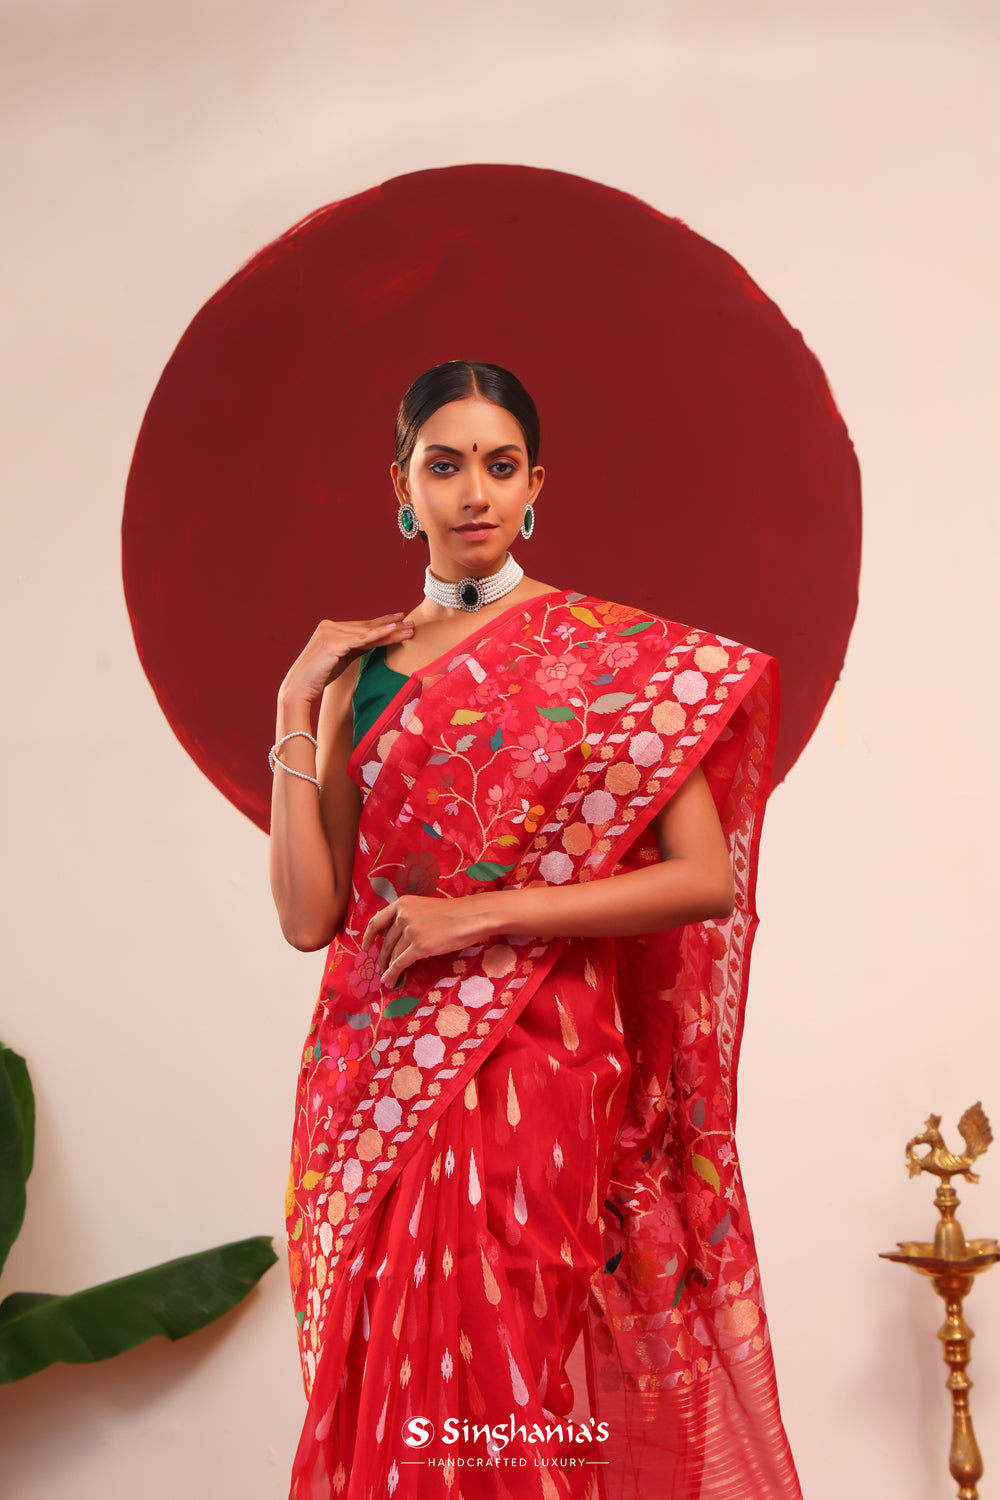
285, 590, 801, 1499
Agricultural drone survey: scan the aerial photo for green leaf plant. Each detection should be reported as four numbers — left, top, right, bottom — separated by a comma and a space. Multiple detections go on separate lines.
0, 1042, 277, 1382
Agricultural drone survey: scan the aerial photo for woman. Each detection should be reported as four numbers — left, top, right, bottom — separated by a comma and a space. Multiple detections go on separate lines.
271, 362, 801, 1499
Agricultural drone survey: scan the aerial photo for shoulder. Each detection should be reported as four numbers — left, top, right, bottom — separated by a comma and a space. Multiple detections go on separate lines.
574, 594, 767, 663
518, 577, 561, 600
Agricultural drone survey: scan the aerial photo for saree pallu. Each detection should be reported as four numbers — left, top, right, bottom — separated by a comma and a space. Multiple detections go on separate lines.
286, 590, 801, 1499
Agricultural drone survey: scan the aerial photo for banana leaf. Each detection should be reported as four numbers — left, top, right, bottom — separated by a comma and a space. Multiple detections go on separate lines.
0, 1045, 33, 1275
0, 1236, 278, 1382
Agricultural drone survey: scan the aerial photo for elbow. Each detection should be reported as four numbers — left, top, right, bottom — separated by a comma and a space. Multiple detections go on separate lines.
283, 929, 330, 954
704, 871, 736, 921
684, 867, 735, 924
279, 911, 344, 953
282, 926, 336, 954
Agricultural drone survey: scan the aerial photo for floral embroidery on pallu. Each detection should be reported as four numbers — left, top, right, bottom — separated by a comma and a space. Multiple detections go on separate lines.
285, 590, 800, 1498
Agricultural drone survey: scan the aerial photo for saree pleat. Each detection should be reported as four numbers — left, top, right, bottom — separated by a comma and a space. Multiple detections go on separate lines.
292, 938, 630, 1498
286, 591, 801, 1498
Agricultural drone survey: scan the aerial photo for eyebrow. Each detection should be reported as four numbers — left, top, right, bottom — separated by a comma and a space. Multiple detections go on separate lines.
424, 443, 524, 457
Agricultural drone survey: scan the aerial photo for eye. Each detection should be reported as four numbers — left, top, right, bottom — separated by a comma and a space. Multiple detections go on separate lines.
490, 460, 516, 477
429, 460, 458, 475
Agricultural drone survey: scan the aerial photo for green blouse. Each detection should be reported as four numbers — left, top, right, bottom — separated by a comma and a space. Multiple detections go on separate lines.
352, 646, 409, 748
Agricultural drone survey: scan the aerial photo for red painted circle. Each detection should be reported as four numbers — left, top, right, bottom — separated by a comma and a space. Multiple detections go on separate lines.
123, 164, 860, 828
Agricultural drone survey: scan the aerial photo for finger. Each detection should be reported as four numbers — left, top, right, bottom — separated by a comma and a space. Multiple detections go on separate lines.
319, 618, 406, 654
376, 923, 403, 976
346, 620, 399, 645
372, 619, 415, 637
362, 904, 396, 948
350, 619, 412, 650
366, 613, 413, 631
383, 943, 416, 989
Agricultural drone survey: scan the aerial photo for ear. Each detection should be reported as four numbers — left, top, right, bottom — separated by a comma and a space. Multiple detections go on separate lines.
527, 464, 545, 504
390, 460, 410, 506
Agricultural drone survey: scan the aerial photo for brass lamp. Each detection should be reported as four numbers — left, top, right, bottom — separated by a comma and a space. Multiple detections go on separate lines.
881, 1103, 997, 1500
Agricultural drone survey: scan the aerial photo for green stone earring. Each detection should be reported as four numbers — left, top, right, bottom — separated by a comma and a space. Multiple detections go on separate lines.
520, 503, 535, 540
397, 502, 419, 540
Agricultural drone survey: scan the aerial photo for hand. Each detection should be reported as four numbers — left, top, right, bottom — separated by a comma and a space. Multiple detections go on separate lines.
279, 613, 414, 706
362, 894, 492, 990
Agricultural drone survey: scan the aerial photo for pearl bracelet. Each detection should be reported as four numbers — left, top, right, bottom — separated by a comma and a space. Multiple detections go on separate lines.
269, 730, 321, 791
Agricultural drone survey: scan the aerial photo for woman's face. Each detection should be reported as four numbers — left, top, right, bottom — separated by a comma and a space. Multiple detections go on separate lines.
391, 396, 544, 581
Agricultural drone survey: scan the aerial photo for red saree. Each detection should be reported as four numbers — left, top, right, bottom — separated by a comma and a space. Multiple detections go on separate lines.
285, 590, 801, 1499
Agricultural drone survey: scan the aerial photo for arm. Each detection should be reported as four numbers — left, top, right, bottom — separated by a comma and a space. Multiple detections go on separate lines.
364, 764, 734, 987
268, 613, 413, 951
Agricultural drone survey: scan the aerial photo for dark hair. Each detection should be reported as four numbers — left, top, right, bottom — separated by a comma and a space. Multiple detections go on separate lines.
394, 360, 541, 472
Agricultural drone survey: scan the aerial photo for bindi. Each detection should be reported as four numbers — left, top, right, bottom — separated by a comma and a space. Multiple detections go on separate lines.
472, 443, 477, 452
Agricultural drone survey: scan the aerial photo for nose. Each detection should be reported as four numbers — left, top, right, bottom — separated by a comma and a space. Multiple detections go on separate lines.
463, 464, 489, 511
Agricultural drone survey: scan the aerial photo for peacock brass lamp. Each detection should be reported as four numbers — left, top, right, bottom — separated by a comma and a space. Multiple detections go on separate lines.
881, 1103, 998, 1500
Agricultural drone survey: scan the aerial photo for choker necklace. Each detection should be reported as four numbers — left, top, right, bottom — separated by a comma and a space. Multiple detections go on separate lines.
423, 553, 524, 613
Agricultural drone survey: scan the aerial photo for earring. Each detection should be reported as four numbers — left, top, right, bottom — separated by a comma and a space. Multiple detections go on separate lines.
397, 502, 419, 540
520, 503, 535, 540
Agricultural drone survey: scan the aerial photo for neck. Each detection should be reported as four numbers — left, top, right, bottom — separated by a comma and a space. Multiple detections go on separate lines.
423, 553, 523, 614
425, 552, 511, 585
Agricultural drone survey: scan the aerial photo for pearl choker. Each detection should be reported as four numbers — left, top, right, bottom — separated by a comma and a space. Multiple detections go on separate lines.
423, 553, 524, 613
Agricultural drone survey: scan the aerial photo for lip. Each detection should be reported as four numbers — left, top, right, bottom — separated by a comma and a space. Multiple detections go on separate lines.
453, 523, 497, 536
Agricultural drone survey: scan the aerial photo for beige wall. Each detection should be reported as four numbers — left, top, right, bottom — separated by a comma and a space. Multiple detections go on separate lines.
2, 2, 997, 1495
